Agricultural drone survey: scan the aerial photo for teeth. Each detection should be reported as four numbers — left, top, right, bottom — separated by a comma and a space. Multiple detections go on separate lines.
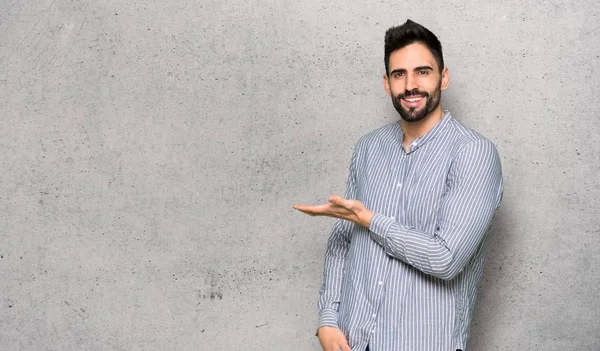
405, 97, 422, 102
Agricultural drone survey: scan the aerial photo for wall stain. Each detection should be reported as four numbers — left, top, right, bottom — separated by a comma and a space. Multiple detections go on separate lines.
196, 289, 223, 303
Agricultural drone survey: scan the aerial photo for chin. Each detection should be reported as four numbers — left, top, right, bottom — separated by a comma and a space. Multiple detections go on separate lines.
401, 109, 428, 123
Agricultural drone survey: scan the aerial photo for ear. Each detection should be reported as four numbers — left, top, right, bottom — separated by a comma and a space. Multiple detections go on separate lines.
440, 67, 450, 91
383, 74, 392, 96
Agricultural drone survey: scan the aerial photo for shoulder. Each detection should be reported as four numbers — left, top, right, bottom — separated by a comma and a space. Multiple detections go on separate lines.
448, 117, 496, 148
448, 118, 496, 152
445, 117, 501, 166
354, 121, 400, 151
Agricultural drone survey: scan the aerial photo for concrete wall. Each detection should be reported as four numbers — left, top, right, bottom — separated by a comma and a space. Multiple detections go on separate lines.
1, 0, 599, 350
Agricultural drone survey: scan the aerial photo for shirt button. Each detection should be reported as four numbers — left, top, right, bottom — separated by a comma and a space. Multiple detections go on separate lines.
378, 281, 383, 286
396, 183, 402, 187
372, 314, 376, 318
371, 329, 376, 333
390, 216, 395, 220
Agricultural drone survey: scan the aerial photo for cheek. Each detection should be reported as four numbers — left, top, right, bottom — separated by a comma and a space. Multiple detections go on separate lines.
388, 81, 404, 96
421, 76, 441, 91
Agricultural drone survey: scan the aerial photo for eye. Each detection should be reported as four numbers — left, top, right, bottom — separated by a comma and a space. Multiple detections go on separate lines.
392, 71, 404, 78
417, 70, 429, 75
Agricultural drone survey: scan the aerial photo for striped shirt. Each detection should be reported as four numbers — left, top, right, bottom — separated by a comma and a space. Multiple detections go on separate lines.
318, 111, 503, 351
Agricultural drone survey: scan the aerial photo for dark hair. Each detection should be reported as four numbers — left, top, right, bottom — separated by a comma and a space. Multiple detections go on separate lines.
384, 19, 444, 75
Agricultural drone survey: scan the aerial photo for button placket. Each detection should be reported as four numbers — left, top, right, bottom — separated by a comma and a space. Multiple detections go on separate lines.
398, 152, 407, 223
400, 151, 411, 223
390, 151, 405, 221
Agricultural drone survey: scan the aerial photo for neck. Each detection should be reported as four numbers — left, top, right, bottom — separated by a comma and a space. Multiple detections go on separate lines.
401, 105, 444, 148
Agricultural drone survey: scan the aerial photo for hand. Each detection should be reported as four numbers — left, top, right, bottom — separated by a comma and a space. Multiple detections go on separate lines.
317, 326, 351, 351
293, 195, 374, 228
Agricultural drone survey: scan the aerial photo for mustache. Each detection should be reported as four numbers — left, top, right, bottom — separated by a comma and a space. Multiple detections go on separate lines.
396, 89, 429, 100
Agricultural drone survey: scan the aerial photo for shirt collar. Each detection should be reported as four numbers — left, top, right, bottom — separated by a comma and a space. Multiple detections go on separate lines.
397, 110, 453, 153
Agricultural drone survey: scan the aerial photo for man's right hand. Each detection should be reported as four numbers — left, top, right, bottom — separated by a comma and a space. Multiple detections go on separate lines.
317, 326, 351, 351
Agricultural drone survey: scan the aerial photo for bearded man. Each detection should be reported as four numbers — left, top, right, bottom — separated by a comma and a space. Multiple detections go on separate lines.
294, 19, 504, 351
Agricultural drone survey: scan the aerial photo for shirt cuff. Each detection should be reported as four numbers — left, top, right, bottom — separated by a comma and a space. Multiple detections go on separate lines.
368, 213, 395, 248
317, 308, 339, 330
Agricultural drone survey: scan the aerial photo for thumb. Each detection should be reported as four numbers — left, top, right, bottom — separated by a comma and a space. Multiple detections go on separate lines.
328, 195, 349, 207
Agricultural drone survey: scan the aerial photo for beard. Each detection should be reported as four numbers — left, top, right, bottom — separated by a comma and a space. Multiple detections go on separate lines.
391, 80, 442, 123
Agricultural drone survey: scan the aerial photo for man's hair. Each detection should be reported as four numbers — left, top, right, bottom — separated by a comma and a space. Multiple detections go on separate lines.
384, 19, 444, 75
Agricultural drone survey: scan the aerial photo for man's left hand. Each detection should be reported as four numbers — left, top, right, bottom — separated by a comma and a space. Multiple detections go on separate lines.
293, 195, 374, 228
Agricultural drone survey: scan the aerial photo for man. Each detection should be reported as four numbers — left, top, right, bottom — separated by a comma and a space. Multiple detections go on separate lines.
293, 20, 503, 351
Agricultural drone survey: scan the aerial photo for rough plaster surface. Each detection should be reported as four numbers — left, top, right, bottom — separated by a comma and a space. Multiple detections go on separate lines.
1, 0, 599, 350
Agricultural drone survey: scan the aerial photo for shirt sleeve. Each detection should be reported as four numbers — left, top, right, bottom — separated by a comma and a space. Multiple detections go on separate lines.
317, 148, 358, 329
368, 138, 504, 280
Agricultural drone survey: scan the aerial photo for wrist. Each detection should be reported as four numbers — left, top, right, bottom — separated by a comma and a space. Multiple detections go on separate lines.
316, 325, 337, 337
359, 209, 375, 228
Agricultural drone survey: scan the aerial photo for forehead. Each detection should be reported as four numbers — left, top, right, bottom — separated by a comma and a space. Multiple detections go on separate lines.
388, 42, 439, 71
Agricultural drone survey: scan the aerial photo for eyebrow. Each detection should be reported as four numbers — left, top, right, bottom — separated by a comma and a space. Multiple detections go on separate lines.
414, 66, 433, 71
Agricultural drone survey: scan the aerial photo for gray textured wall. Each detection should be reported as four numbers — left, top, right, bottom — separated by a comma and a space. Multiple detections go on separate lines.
1, 0, 599, 350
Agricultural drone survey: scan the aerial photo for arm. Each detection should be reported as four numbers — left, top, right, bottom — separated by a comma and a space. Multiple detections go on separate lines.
317, 148, 358, 329
368, 139, 503, 280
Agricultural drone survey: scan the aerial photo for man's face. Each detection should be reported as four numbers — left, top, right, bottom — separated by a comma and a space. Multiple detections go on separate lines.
384, 42, 449, 123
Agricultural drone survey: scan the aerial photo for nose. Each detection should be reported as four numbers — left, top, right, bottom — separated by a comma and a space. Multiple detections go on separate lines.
404, 73, 417, 92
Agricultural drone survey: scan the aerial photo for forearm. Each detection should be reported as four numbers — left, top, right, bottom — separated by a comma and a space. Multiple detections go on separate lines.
368, 211, 495, 280
318, 260, 345, 328
317, 219, 351, 328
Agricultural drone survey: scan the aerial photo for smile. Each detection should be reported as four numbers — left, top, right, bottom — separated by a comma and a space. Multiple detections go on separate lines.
403, 96, 425, 102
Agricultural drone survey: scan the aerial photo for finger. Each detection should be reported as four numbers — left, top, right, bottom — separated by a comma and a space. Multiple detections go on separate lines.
295, 203, 326, 211
293, 203, 320, 212
293, 204, 332, 216
323, 340, 341, 351
292, 204, 309, 214
329, 344, 347, 351
338, 341, 351, 351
